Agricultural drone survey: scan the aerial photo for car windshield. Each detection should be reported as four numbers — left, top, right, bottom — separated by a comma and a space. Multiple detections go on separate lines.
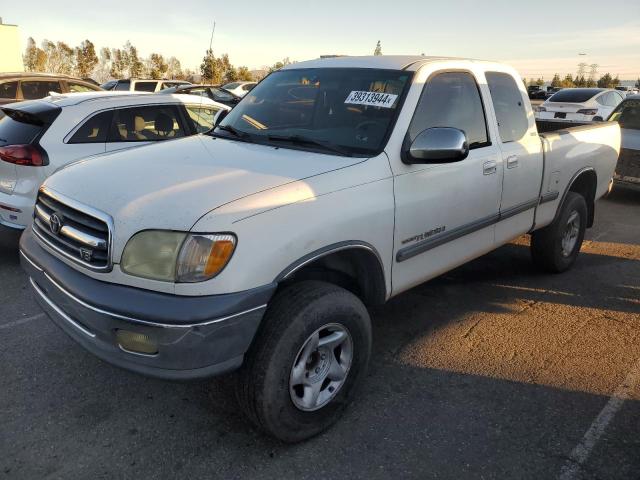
548, 89, 602, 103
214, 68, 412, 156
609, 99, 640, 130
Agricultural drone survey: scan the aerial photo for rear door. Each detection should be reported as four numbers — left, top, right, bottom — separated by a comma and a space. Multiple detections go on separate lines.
485, 71, 544, 243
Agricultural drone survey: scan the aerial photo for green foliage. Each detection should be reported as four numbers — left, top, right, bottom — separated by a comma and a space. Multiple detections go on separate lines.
148, 53, 168, 80
236, 66, 253, 81
268, 57, 292, 73
550, 73, 562, 88
597, 73, 616, 88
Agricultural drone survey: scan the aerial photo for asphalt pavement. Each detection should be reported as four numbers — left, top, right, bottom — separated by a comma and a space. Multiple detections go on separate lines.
1, 185, 639, 480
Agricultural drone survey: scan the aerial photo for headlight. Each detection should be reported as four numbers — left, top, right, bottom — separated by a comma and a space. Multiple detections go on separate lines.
121, 230, 236, 283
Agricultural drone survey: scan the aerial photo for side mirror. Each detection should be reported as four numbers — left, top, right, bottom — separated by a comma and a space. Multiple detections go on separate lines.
403, 127, 469, 164
214, 109, 229, 126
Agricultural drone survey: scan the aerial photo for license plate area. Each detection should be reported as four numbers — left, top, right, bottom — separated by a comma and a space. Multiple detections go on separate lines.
554, 112, 566, 119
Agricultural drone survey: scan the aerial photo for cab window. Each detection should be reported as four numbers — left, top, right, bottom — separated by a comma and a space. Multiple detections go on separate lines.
408, 71, 489, 148
486, 72, 529, 143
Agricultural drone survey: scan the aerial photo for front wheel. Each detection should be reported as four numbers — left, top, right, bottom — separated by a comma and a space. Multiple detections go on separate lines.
234, 281, 372, 442
531, 191, 588, 273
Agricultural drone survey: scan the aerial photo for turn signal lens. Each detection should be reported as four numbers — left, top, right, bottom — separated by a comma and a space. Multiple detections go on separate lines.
176, 234, 236, 282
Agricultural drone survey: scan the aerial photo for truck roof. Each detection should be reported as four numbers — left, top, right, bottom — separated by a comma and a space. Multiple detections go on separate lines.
282, 55, 496, 72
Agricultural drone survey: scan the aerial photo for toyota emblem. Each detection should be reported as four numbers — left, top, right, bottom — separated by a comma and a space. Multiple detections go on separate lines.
49, 213, 63, 235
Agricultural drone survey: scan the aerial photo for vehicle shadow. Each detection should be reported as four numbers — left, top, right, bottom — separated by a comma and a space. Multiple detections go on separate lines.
3, 238, 638, 479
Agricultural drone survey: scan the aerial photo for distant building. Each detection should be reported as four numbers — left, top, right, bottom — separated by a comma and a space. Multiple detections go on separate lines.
0, 18, 22, 72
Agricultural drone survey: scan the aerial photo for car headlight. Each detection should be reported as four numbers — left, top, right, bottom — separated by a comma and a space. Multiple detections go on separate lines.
121, 230, 236, 283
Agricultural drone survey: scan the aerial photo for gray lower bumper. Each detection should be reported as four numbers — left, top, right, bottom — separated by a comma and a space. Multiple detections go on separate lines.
20, 228, 276, 380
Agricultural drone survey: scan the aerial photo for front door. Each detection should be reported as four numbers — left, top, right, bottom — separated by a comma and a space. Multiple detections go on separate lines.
391, 70, 503, 295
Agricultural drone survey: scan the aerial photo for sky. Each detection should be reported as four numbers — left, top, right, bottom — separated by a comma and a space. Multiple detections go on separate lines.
2, 0, 639, 79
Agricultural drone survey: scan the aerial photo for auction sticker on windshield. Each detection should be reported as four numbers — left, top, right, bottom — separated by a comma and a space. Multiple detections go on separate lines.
345, 91, 398, 108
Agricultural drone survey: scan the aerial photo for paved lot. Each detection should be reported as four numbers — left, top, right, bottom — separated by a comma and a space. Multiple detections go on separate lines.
1, 186, 639, 480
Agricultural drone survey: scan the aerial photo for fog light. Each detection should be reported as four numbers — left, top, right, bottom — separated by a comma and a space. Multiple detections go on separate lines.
116, 330, 158, 355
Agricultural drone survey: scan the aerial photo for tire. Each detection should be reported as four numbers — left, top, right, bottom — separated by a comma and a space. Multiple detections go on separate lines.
531, 191, 588, 273
234, 280, 372, 442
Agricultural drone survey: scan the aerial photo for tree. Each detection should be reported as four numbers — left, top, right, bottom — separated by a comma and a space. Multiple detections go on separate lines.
612, 75, 620, 87
574, 75, 587, 87
586, 77, 597, 87
147, 53, 168, 79
535, 78, 544, 86
597, 73, 614, 88
268, 57, 291, 73
236, 66, 253, 81
550, 73, 562, 88
560, 74, 575, 88
200, 49, 215, 83
94, 47, 112, 83
166, 57, 183, 79
75, 40, 98, 78
374, 40, 382, 56
23, 37, 47, 72
110, 48, 128, 78
125, 42, 144, 78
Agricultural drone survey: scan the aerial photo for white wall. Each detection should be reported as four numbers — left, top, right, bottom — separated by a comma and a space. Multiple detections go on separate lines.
0, 24, 23, 73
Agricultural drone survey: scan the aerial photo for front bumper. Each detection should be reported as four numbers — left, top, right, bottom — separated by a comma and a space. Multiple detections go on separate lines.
20, 228, 276, 380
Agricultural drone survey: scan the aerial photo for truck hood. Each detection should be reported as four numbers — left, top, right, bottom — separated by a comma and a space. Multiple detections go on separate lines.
44, 135, 362, 255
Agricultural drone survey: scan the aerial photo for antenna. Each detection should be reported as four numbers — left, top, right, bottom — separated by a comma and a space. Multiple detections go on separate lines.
209, 21, 216, 52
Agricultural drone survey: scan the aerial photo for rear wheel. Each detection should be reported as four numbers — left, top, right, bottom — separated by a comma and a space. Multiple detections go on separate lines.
531, 191, 588, 273
234, 281, 372, 442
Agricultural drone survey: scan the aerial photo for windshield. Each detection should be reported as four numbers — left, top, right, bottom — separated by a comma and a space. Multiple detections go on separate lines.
609, 99, 640, 130
214, 68, 412, 156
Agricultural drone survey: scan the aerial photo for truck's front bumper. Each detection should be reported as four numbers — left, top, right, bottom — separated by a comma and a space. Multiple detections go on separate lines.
20, 228, 276, 380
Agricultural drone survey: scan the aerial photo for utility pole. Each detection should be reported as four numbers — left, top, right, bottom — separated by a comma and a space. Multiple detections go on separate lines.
589, 63, 599, 82
209, 21, 216, 52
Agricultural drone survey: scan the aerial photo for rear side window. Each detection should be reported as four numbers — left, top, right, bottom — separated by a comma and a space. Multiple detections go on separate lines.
68, 110, 113, 144
0, 82, 18, 100
134, 82, 158, 92
0, 111, 43, 145
486, 72, 529, 143
109, 105, 186, 142
609, 100, 640, 130
21, 81, 63, 100
408, 71, 489, 148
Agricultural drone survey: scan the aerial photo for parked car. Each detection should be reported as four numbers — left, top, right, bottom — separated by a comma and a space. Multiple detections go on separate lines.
535, 87, 625, 124
608, 95, 640, 188
100, 79, 192, 93
221, 81, 256, 97
617, 86, 639, 96
0, 73, 102, 106
19, 56, 619, 442
527, 85, 545, 99
157, 84, 241, 107
0, 92, 229, 231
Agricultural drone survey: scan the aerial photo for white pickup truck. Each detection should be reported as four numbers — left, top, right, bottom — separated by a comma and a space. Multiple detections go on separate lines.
19, 56, 620, 442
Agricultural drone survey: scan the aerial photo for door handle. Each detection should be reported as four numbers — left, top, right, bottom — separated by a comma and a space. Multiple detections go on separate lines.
506, 155, 519, 169
483, 160, 497, 175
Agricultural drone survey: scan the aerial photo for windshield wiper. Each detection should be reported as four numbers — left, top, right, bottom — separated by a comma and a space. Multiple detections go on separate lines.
265, 134, 353, 157
213, 124, 251, 140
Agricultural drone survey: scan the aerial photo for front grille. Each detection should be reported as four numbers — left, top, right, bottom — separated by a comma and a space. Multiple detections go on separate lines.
32, 188, 112, 271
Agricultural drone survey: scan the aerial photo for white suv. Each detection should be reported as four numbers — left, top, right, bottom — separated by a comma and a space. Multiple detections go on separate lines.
221, 81, 256, 97
101, 79, 192, 93
0, 92, 229, 231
